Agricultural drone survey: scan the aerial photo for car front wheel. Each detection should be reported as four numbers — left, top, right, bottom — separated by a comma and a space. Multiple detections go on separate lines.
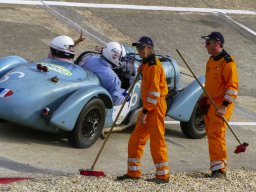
180, 101, 206, 139
68, 98, 106, 148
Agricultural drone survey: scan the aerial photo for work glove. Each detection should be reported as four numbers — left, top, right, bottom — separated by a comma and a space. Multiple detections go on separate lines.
122, 91, 130, 102
198, 97, 210, 115
140, 113, 147, 124
217, 105, 227, 117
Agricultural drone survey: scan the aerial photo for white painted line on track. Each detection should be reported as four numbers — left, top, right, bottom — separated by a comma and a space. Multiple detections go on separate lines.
2, 1, 256, 38
39, 1, 106, 44
164, 121, 256, 126
164, 121, 180, 125
0, 0, 256, 15
219, 13, 256, 37
1, 1, 256, 76
0, 0, 42, 5
229, 122, 256, 126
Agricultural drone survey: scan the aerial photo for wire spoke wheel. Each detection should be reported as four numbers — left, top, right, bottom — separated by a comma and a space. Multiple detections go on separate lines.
68, 98, 105, 148
194, 109, 205, 132
180, 95, 206, 139
81, 109, 101, 141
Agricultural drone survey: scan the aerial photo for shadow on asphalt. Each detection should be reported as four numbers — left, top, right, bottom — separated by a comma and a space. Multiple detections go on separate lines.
0, 121, 188, 149
0, 156, 69, 176
0, 122, 70, 148
118, 124, 185, 138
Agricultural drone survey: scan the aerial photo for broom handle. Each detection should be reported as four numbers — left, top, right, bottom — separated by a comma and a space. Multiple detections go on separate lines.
176, 49, 242, 145
90, 71, 141, 170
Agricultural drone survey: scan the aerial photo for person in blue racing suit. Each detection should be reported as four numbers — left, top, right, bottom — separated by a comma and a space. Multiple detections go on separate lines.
80, 42, 128, 106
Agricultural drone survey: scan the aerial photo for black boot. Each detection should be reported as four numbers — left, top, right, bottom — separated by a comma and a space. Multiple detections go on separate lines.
146, 177, 170, 184
210, 170, 226, 178
116, 174, 140, 181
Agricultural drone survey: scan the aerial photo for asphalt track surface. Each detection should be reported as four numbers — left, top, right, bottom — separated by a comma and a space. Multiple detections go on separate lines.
0, 0, 255, 177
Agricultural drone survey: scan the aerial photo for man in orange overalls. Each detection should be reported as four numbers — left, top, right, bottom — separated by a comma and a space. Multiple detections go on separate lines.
201, 32, 239, 178
116, 36, 170, 184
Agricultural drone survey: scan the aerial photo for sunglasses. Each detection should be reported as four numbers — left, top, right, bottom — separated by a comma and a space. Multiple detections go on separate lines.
205, 40, 218, 46
136, 44, 146, 51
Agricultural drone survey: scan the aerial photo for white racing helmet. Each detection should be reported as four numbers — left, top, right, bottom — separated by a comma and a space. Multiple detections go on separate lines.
50, 36, 75, 59
102, 42, 126, 68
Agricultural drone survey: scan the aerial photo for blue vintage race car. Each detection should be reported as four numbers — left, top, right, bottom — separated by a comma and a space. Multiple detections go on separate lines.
0, 46, 205, 148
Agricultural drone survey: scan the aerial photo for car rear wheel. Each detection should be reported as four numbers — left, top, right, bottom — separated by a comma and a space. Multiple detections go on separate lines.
68, 98, 105, 148
180, 102, 206, 139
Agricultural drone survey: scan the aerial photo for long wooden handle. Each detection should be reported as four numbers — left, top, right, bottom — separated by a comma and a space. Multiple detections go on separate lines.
90, 71, 141, 170
176, 49, 242, 144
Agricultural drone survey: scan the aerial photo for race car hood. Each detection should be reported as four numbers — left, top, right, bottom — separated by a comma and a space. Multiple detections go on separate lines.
0, 58, 99, 130
31, 58, 88, 81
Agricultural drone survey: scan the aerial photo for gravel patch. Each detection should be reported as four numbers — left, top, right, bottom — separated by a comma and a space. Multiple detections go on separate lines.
0, 169, 255, 192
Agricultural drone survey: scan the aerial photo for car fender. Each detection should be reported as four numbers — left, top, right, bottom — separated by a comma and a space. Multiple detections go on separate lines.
0, 56, 27, 77
50, 85, 112, 131
166, 75, 205, 122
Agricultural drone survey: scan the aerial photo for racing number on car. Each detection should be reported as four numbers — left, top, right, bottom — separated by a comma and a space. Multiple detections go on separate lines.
0, 71, 25, 83
129, 81, 141, 108
113, 81, 141, 124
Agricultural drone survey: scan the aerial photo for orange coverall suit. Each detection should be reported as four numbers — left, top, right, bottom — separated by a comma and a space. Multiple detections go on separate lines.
204, 50, 239, 173
127, 54, 170, 180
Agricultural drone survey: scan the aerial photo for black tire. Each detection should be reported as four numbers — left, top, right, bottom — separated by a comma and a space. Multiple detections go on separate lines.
68, 98, 105, 148
180, 102, 206, 139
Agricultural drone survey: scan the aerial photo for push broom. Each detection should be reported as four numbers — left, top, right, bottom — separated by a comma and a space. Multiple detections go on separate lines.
80, 71, 141, 177
176, 49, 249, 154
